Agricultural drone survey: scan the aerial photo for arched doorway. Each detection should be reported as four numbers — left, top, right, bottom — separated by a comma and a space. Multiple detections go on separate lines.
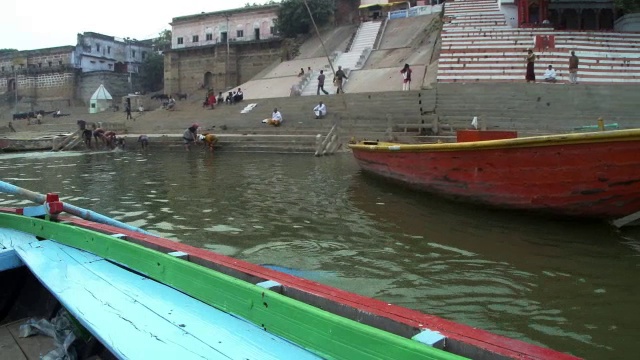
582, 9, 597, 30
528, 2, 540, 24
7, 78, 15, 92
204, 72, 213, 89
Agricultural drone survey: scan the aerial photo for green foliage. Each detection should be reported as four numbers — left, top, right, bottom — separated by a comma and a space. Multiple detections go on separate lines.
615, 0, 640, 13
153, 29, 172, 52
140, 52, 164, 92
275, 0, 334, 38
0, 48, 18, 55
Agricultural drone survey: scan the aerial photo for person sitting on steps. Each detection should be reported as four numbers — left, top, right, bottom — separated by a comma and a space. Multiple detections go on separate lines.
313, 101, 327, 119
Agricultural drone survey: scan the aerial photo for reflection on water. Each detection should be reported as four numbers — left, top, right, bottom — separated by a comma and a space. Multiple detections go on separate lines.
1, 149, 638, 359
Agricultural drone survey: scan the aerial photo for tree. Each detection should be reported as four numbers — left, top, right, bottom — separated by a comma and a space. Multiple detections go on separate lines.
615, 0, 640, 13
140, 52, 164, 92
0, 49, 18, 55
275, 0, 334, 38
153, 29, 172, 53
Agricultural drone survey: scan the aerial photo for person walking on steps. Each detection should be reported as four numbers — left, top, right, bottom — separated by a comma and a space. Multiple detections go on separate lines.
334, 66, 347, 94
569, 51, 579, 84
400, 63, 412, 91
317, 70, 329, 95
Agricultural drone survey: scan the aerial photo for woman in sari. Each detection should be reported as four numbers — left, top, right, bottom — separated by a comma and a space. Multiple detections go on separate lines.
525, 49, 536, 83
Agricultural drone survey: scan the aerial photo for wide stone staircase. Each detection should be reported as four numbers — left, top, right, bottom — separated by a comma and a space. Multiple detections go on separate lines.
435, 83, 640, 133
301, 21, 382, 96
438, 0, 640, 83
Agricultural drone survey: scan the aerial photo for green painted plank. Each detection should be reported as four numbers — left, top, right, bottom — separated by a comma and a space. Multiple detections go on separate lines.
0, 213, 466, 360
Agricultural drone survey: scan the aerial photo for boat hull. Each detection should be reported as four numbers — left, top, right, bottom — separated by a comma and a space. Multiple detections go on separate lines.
350, 130, 640, 219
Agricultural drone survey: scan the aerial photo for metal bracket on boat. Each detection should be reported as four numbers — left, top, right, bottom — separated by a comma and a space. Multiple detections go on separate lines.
255, 280, 283, 292
16, 193, 64, 218
168, 251, 189, 260
411, 329, 446, 349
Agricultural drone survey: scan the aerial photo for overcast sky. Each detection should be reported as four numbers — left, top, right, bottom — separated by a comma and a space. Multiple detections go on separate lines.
2, 0, 276, 50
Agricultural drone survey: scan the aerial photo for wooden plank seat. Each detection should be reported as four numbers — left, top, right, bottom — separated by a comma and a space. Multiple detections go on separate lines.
4, 233, 321, 360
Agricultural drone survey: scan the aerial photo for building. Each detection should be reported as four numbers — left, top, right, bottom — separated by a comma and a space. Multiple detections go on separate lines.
502, 0, 616, 30
75, 32, 154, 73
164, 4, 283, 95
0, 46, 76, 103
170, 5, 279, 50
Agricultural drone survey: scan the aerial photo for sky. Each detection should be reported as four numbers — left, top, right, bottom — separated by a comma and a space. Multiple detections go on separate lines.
2, 0, 277, 51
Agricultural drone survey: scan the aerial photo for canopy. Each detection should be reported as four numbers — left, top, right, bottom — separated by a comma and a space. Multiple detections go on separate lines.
90, 84, 112, 101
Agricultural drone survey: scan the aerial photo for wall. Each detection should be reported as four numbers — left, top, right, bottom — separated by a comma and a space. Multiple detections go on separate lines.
615, 13, 640, 32
164, 39, 283, 95
76, 33, 153, 73
389, 5, 443, 19
77, 72, 140, 106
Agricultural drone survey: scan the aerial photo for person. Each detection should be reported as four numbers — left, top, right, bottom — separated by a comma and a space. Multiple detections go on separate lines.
166, 97, 176, 110
104, 131, 117, 149
93, 128, 106, 148
525, 49, 536, 83
233, 88, 244, 103
334, 66, 348, 94
298, 68, 305, 77
543, 65, 557, 83
569, 51, 579, 84
115, 137, 126, 150
307, 66, 311, 73
82, 129, 93, 149
262, 108, 283, 126
313, 101, 327, 119
217, 91, 224, 104
138, 135, 149, 149
317, 70, 329, 95
183, 123, 199, 151
400, 63, 412, 91
126, 104, 132, 120
138, 105, 144, 113
225, 91, 234, 104
77, 119, 86, 131
200, 133, 218, 152
36, 112, 43, 125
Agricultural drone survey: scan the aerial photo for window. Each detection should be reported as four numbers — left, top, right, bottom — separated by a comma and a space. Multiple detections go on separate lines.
11, 65, 14, 70
142, 51, 147, 59
58, 60, 62, 65
48, 62, 52, 67
270, 26, 275, 35
206, 33, 213, 41
107, 46, 111, 54
237, 30, 244, 38
96, 44, 100, 52
131, 50, 136, 58
1, 66, 4, 71
38, 63, 42, 68
192, 35, 199, 43
177, 37, 184, 45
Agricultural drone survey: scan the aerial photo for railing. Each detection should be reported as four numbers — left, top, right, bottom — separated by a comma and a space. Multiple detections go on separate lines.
374, 17, 389, 50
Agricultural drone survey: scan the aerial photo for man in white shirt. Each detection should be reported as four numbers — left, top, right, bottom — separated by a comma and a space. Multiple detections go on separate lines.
313, 101, 327, 119
544, 65, 557, 83
263, 108, 283, 126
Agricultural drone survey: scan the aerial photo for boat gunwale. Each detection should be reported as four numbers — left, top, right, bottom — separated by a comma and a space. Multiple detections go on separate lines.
348, 129, 640, 152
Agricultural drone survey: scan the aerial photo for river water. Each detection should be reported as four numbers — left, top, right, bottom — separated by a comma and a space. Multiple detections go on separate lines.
1, 149, 638, 359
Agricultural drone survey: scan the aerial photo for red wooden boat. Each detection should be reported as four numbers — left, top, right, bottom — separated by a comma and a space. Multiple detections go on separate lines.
349, 129, 640, 220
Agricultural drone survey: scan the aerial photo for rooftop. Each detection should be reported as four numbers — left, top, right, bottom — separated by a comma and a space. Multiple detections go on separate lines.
171, 4, 280, 24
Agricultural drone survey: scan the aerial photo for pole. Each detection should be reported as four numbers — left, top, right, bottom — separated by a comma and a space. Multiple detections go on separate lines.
14, 67, 17, 114
0, 180, 153, 236
226, 14, 230, 90
302, 0, 336, 75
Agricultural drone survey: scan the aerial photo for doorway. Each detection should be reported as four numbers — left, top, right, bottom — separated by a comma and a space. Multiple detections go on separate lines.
7, 78, 15, 92
254, 28, 260, 41
221, 32, 228, 43
204, 72, 213, 89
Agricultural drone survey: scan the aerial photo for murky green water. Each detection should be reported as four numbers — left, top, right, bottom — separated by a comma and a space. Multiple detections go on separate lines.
1, 149, 639, 359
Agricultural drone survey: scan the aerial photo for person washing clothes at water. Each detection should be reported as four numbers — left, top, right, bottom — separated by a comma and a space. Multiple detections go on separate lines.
183, 124, 199, 151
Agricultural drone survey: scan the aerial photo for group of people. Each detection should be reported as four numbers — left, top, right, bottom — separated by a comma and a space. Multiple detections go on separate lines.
526, 50, 579, 84
77, 120, 126, 150
313, 64, 411, 94
182, 123, 217, 152
260, 101, 328, 127
203, 88, 244, 108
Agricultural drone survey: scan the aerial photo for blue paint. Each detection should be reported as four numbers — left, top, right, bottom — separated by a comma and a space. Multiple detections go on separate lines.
0, 249, 23, 272
256, 280, 282, 289
412, 329, 446, 347
13, 237, 321, 360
